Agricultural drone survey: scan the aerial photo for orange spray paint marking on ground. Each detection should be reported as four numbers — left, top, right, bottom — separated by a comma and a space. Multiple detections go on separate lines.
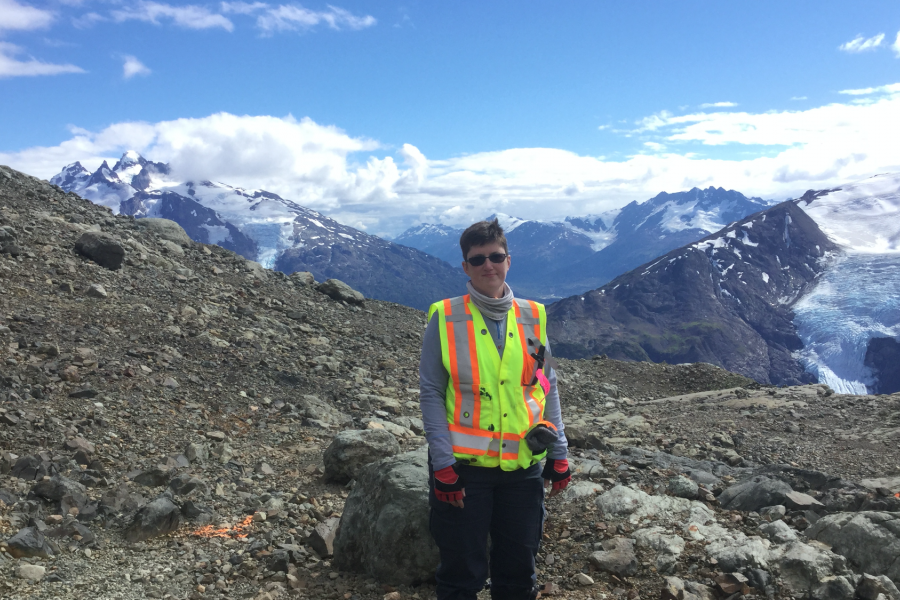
188, 514, 255, 539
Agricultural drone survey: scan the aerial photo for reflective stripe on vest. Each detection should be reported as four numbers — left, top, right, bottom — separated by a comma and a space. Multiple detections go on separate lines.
428, 295, 550, 470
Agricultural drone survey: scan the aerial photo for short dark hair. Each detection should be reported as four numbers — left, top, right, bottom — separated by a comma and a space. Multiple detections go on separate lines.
460, 218, 508, 260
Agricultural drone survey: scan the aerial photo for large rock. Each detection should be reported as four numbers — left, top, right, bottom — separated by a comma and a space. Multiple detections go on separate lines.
717, 476, 793, 511
596, 485, 714, 525
74, 231, 126, 269
135, 218, 192, 245
332, 448, 438, 585
812, 576, 856, 600
30, 474, 90, 514
324, 429, 401, 484
124, 493, 182, 543
633, 527, 685, 573
317, 279, 365, 305
589, 537, 638, 576
295, 395, 351, 427
857, 573, 900, 600
16, 564, 46, 581
760, 519, 799, 544
771, 541, 849, 595
309, 516, 340, 558
807, 511, 900, 582
6, 526, 54, 558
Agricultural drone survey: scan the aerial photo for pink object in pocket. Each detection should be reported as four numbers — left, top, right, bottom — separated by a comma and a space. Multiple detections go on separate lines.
535, 369, 550, 394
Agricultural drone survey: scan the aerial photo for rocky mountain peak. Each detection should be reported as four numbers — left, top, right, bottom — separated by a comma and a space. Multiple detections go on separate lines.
48, 156, 465, 310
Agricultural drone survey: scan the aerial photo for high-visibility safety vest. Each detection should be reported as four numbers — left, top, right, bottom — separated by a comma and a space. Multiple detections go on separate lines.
427, 295, 557, 471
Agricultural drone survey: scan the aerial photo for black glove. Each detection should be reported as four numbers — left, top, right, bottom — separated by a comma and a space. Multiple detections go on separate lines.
524, 424, 558, 453
541, 458, 571, 492
433, 463, 465, 503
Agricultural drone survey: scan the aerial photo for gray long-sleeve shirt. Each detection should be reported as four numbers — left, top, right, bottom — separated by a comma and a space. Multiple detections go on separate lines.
419, 311, 568, 471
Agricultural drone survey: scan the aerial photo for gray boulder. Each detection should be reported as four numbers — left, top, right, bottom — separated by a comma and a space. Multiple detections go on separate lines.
295, 395, 351, 427
760, 519, 799, 544
6, 526, 54, 558
668, 475, 699, 499
290, 271, 315, 285
135, 218, 192, 245
718, 476, 793, 511
857, 574, 900, 600
75, 231, 126, 270
773, 541, 849, 595
31, 473, 88, 503
812, 576, 856, 600
324, 429, 401, 484
332, 448, 438, 585
125, 493, 182, 543
317, 278, 365, 305
807, 512, 900, 583
309, 516, 340, 558
589, 537, 638, 576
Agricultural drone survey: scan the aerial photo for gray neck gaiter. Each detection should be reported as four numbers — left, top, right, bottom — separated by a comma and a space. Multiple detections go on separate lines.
466, 281, 514, 321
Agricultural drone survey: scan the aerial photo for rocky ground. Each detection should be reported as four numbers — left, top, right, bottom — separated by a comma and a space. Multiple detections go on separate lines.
1, 163, 899, 600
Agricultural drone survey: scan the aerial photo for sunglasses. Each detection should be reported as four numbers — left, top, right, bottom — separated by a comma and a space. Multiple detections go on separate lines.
466, 252, 508, 266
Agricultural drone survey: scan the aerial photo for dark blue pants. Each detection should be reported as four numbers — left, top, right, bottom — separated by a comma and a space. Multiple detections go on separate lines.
429, 459, 544, 600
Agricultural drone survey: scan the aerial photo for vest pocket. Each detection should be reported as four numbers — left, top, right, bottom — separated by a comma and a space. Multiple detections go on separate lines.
520, 353, 538, 387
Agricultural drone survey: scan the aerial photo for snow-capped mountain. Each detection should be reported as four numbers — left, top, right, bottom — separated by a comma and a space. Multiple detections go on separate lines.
395, 188, 770, 300
548, 200, 835, 386
51, 152, 467, 310
546, 173, 900, 394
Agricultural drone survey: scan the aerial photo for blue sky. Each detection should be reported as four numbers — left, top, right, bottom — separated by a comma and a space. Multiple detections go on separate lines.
2, 1, 900, 235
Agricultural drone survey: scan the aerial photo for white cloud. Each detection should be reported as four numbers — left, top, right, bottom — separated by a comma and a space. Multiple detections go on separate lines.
893, 31, 900, 58
839, 33, 885, 53
791, 96, 807, 101
699, 101, 737, 108
4, 87, 900, 236
237, 3, 376, 33
220, 2, 268, 15
838, 83, 900, 96
0, 0, 54, 31
0, 41, 85, 78
72, 12, 107, 28
111, 1, 234, 31
122, 55, 151, 79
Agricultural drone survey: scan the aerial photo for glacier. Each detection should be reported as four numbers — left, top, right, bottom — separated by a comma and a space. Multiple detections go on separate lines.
793, 254, 900, 394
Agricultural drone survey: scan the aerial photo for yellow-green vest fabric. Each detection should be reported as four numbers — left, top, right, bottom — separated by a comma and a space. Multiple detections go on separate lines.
427, 294, 553, 471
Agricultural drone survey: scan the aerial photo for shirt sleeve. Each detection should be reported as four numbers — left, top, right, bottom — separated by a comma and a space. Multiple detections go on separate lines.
541, 345, 569, 460
419, 312, 456, 470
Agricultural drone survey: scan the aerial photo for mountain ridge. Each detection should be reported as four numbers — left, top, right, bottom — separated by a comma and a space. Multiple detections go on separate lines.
50, 152, 467, 310
395, 187, 772, 301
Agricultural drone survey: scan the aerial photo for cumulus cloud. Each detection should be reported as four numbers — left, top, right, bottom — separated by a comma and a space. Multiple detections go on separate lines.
4, 88, 900, 235
699, 101, 737, 108
111, 1, 234, 31
122, 55, 151, 79
893, 31, 900, 57
839, 33, 885, 53
0, 0, 54, 31
0, 41, 85, 78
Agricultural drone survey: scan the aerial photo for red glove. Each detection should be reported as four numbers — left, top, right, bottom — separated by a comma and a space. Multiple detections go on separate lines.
541, 458, 571, 492
433, 464, 465, 503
